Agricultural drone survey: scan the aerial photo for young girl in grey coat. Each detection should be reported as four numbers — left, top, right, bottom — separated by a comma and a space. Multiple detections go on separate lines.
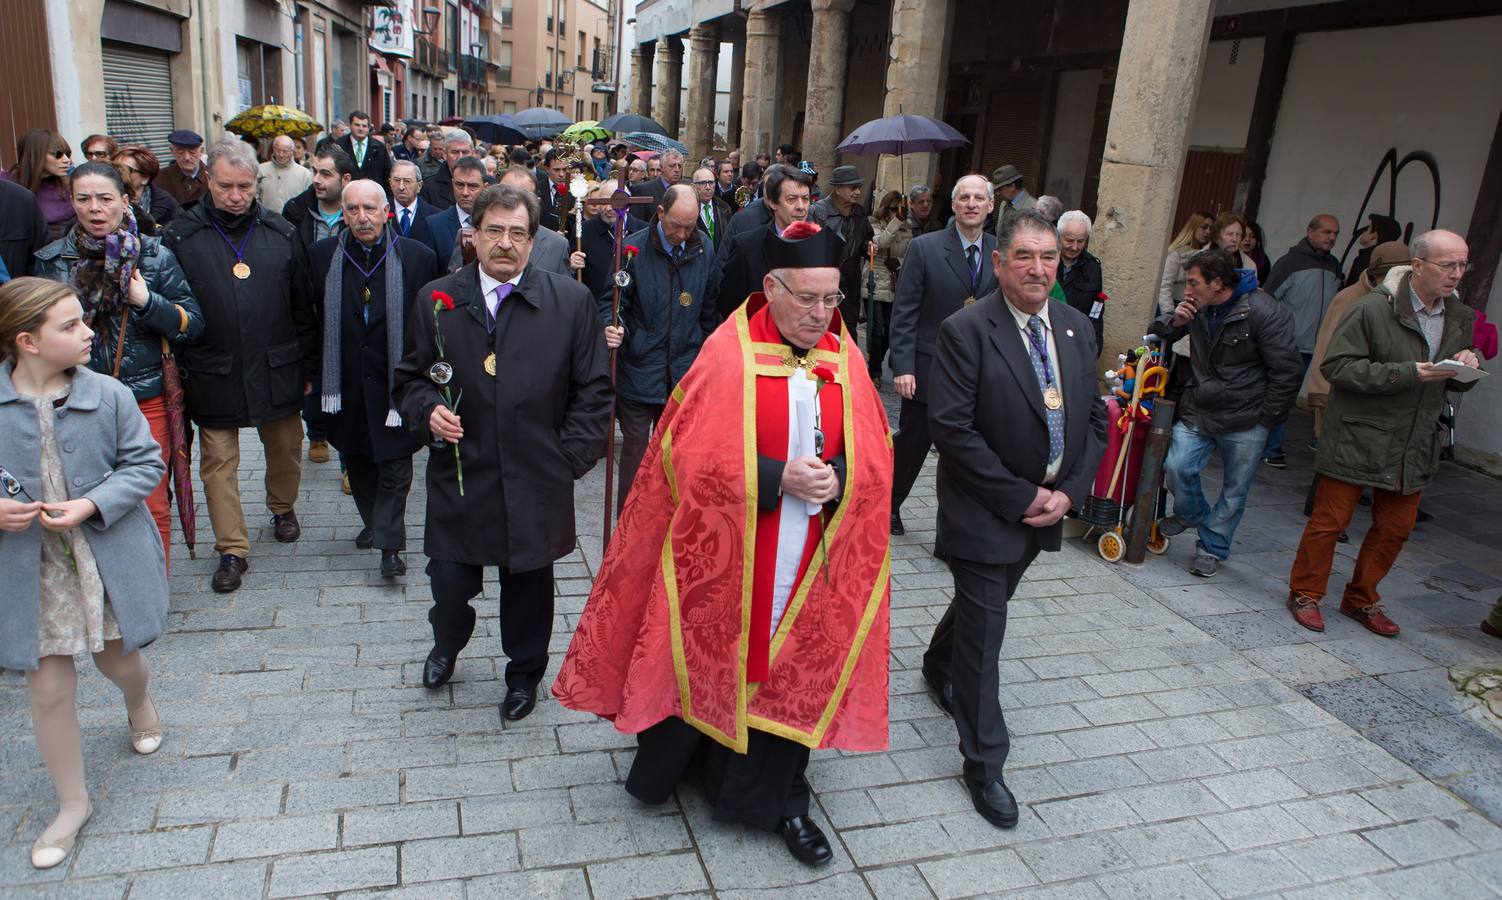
0, 277, 169, 870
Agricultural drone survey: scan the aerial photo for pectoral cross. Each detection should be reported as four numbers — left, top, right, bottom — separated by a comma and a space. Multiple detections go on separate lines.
586, 188, 657, 546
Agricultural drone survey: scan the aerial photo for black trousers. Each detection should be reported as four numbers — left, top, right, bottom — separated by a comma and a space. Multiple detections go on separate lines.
923, 537, 1040, 786
344, 454, 413, 550
867, 301, 892, 380
426, 559, 555, 689
891, 397, 931, 513
302, 394, 329, 442
625, 716, 811, 831
616, 398, 665, 515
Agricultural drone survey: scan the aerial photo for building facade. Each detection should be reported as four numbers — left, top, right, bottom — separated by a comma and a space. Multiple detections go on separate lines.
492, 0, 620, 120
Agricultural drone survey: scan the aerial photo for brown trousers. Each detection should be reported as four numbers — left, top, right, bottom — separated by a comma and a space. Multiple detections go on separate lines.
1289, 475, 1421, 608
198, 414, 303, 558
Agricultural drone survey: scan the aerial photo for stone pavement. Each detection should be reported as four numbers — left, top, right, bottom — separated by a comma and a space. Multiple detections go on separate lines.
3, 406, 1502, 899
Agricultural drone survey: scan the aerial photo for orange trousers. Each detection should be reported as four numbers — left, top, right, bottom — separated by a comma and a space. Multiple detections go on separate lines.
137, 395, 172, 573
1288, 475, 1421, 608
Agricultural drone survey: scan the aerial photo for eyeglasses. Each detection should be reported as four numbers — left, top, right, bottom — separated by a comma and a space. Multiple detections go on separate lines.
692, 180, 715, 187
84, 150, 110, 160
479, 225, 532, 244
771, 273, 844, 310
49, 149, 71, 160
1414, 257, 1473, 276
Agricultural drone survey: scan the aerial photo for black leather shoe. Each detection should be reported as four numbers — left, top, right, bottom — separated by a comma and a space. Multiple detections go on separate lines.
969, 779, 1020, 828
355, 527, 374, 549
776, 815, 833, 866
924, 673, 954, 717
422, 650, 455, 689
502, 685, 537, 721
272, 511, 301, 543
890, 512, 905, 535
211, 554, 248, 593
380, 551, 406, 578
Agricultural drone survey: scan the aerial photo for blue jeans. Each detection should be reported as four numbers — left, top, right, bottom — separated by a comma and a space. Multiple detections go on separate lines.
1164, 421, 1268, 561
1263, 352, 1312, 458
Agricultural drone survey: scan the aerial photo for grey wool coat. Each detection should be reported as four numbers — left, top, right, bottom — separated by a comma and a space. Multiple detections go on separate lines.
0, 362, 168, 671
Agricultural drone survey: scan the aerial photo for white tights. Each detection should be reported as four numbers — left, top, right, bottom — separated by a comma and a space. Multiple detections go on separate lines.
26, 642, 157, 843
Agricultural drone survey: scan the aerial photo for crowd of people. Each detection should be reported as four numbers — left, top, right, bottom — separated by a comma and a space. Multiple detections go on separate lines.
0, 115, 1495, 872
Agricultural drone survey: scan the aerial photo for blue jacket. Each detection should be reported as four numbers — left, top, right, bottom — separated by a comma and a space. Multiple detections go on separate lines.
602, 224, 721, 405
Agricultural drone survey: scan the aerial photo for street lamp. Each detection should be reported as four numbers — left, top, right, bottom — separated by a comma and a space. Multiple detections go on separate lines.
414, 6, 441, 35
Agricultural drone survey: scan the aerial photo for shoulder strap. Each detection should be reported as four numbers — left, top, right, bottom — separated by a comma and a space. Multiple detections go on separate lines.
111, 305, 131, 379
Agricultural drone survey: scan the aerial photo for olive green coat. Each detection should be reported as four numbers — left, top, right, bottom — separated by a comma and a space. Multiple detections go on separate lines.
1316, 267, 1477, 494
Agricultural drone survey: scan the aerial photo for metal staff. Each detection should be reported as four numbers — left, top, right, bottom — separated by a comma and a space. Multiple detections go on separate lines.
569, 173, 590, 283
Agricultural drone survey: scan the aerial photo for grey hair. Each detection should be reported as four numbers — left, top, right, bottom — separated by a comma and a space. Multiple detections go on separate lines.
997, 210, 1058, 255
1035, 195, 1064, 224
908, 184, 932, 202
206, 138, 260, 178
951, 175, 995, 203
447, 128, 473, 147
1410, 229, 1466, 260
471, 184, 540, 235
1057, 210, 1092, 234
391, 159, 422, 181
663, 149, 684, 164
330, 119, 348, 131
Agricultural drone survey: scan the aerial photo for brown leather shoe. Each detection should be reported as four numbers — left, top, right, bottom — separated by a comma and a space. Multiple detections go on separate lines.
307, 440, 330, 463
1287, 593, 1325, 632
272, 511, 301, 543
1340, 599, 1399, 636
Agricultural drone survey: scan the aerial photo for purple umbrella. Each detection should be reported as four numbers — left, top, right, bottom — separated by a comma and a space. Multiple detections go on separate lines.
836, 114, 969, 156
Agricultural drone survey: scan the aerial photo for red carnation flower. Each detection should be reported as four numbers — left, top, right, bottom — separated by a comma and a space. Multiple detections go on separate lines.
432, 290, 456, 311
811, 364, 837, 385
782, 220, 822, 240
624, 244, 640, 259
555, 182, 568, 196
1096, 291, 1109, 301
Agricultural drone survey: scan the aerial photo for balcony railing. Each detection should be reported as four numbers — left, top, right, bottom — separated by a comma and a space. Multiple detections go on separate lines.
414, 37, 449, 78
459, 53, 487, 87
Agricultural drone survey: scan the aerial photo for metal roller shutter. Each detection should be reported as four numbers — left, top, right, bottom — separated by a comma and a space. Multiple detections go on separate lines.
102, 42, 175, 160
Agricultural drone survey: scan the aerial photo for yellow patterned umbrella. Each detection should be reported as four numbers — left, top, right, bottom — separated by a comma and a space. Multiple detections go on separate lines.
224, 105, 322, 140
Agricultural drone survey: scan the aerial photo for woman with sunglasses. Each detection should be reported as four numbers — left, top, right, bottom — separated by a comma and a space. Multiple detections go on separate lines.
111, 145, 180, 231
81, 134, 118, 164
32, 161, 203, 566
5, 129, 77, 243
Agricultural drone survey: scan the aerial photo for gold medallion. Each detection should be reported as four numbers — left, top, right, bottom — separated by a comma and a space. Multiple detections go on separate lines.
678, 291, 692, 308
1043, 387, 1063, 410
483, 353, 497, 377
963, 295, 976, 306
232, 262, 251, 280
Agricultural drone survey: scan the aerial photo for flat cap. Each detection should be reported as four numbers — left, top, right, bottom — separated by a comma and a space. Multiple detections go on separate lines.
167, 129, 204, 147
990, 164, 1023, 186
827, 165, 863, 186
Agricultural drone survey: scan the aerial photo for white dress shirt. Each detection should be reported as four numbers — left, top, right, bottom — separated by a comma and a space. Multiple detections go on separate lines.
478, 266, 524, 320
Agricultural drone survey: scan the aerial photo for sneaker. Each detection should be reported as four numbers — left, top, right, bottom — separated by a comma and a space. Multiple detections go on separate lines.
1262, 455, 1287, 469
1190, 546, 1220, 577
1159, 516, 1191, 537
308, 440, 331, 463
1340, 599, 1399, 636
1287, 592, 1325, 632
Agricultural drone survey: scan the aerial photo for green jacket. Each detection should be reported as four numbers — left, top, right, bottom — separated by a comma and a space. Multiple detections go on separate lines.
1316, 267, 1477, 494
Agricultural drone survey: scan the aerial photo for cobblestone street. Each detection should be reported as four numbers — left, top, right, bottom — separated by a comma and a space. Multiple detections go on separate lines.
3, 403, 1502, 899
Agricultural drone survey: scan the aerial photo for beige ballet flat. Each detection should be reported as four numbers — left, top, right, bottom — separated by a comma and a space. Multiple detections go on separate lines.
129, 695, 163, 755
31, 802, 91, 869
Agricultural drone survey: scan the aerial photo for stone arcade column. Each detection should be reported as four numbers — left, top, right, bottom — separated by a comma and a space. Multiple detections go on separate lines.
803, 0, 856, 178
739, 4, 782, 164
653, 36, 685, 139
1091, 0, 1214, 360
684, 24, 721, 164
875, 0, 955, 199
727, 34, 747, 155
634, 42, 656, 116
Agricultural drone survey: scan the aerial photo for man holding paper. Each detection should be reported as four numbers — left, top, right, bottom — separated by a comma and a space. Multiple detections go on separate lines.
1286, 229, 1482, 636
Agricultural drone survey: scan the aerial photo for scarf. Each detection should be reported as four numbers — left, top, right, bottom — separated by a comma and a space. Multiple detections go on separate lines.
321, 230, 405, 427
72, 207, 142, 324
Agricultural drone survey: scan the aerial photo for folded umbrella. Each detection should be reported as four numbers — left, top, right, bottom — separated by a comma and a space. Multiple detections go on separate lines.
157, 338, 196, 558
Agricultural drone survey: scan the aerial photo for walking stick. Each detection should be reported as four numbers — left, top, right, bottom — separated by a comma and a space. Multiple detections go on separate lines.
569, 174, 589, 283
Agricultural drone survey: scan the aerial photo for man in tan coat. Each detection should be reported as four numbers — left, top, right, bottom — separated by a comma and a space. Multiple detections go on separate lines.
1305, 241, 1410, 437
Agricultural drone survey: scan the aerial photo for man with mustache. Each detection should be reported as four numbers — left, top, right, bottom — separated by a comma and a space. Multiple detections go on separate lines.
309, 181, 438, 578
393, 184, 612, 722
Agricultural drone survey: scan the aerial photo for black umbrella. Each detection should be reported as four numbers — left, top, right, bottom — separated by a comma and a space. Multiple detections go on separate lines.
463, 115, 526, 145
836, 114, 969, 156
598, 112, 668, 137
511, 107, 574, 139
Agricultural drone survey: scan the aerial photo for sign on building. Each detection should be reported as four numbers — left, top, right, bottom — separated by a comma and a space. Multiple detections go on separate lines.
371, 0, 415, 59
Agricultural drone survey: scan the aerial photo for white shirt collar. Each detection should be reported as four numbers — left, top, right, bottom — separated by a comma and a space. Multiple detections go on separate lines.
396, 198, 418, 216
1004, 295, 1052, 332
957, 228, 985, 255
457, 209, 471, 228
478, 266, 524, 313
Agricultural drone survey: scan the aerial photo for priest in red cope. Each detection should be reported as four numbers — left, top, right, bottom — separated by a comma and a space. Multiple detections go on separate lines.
553, 221, 893, 866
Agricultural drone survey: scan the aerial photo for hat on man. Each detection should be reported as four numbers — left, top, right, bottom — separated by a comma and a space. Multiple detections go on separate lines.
828, 165, 863, 187
990, 164, 1023, 187
167, 129, 205, 148
764, 220, 843, 270
1366, 240, 1410, 279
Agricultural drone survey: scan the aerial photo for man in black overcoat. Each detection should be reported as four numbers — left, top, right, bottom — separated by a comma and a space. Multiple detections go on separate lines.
886, 174, 1000, 537
312, 181, 439, 578
924, 210, 1106, 829
335, 111, 394, 199
393, 184, 613, 721
715, 165, 814, 321
0, 178, 47, 277
163, 139, 319, 594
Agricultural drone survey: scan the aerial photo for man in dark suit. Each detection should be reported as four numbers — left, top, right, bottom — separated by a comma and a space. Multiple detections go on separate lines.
393, 184, 613, 721
336, 111, 394, 199
310, 180, 439, 578
535, 149, 572, 232
419, 157, 488, 272
689, 166, 730, 246
887, 174, 999, 535
715, 165, 814, 321
419, 129, 476, 210
629, 149, 683, 223
714, 159, 741, 214
388, 160, 439, 248
925, 210, 1107, 828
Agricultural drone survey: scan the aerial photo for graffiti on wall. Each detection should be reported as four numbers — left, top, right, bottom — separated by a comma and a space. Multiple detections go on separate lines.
1339, 148, 1441, 272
